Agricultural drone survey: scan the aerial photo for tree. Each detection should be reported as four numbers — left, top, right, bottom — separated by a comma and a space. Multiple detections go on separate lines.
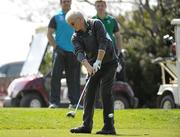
117, 0, 180, 107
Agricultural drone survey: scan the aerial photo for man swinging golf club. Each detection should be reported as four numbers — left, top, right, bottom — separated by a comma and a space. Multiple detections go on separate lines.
65, 10, 118, 135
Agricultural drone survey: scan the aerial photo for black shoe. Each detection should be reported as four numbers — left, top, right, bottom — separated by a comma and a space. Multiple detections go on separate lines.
70, 126, 91, 134
96, 128, 116, 135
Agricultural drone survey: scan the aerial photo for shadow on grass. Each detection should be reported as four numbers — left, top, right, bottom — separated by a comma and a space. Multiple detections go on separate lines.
116, 133, 149, 136
91, 133, 149, 136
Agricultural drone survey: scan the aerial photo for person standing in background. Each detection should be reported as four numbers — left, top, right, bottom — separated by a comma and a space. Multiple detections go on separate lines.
93, 0, 126, 82
47, 0, 81, 109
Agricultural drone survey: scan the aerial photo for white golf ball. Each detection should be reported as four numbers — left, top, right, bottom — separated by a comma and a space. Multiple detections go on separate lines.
108, 113, 114, 118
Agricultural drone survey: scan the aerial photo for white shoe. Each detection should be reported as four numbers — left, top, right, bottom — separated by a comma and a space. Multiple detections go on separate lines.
49, 104, 59, 108
68, 104, 83, 109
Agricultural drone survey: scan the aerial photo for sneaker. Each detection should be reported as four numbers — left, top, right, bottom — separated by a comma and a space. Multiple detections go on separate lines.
70, 126, 91, 134
68, 104, 73, 109
96, 127, 116, 135
68, 104, 83, 109
48, 104, 59, 108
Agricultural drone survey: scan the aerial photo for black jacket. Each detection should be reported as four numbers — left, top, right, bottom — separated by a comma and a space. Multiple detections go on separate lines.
72, 18, 117, 65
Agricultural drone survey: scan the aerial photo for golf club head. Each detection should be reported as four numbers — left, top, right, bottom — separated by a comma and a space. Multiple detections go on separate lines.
66, 111, 75, 118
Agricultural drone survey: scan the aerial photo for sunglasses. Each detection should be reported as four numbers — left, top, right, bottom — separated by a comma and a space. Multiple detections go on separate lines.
70, 22, 75, 27
69, 18, 80, 27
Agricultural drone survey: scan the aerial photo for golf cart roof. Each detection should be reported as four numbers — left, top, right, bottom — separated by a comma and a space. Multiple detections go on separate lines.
20, 32, 48, 76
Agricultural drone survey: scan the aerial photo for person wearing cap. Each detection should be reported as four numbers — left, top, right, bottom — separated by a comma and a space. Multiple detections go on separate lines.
65, 10, 118, 135
93, 0, 126, 82
47, 0, 81, 109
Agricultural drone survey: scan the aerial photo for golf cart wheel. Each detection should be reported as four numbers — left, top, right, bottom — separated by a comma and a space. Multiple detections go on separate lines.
159, 95, 175, 109
11, 98, 21, 107
114, 96, 129, 109
20, 93, 44, 108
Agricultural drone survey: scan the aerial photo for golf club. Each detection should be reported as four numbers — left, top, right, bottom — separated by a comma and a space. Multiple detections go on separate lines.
66, 76, 91, 118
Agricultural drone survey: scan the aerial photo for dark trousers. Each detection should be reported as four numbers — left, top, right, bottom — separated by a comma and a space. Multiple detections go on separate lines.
50, 47, 80, 105
83, 61, 117, 129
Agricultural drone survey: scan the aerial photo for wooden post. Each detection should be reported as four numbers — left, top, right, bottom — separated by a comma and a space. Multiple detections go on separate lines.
171, 19, 180, 105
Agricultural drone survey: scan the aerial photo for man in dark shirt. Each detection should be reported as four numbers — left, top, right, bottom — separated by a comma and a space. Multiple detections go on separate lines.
66, 10, 118, 135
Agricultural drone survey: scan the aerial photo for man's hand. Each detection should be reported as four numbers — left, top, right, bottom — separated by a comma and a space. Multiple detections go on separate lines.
86, 65, 96, 76
93, 60, 102, 72
81, 59, 96, 76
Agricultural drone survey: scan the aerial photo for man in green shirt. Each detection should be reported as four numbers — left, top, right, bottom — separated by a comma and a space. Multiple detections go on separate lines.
93, 0, 121, 54
93, 0, 126, 82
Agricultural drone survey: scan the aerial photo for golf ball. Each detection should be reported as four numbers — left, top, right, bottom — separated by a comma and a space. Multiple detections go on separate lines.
108, 113, 114, 118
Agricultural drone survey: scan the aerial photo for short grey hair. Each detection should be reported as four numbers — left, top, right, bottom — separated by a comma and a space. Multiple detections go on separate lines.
65, 10, 84, 23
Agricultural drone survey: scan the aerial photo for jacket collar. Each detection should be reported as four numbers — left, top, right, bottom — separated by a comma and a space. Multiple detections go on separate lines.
95, 12, 109, 20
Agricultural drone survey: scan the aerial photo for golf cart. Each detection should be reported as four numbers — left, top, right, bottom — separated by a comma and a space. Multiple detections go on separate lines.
155, 57, 178, 108
156, 19, 180, 109
3, 28, 138, 109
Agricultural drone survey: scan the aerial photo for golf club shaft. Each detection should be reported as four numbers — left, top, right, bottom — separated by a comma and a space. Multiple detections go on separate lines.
74, 77, 91, 114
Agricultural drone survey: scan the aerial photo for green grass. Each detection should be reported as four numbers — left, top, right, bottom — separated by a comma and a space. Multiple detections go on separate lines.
0, 108, 180, 137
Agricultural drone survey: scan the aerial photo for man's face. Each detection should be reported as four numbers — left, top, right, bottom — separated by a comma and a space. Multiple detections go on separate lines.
68, 17, 83, 31
95, 1, 106, 14
61, 0, 71, 11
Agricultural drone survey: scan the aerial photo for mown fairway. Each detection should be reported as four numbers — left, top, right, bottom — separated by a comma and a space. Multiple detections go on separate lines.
0, 108, 180, 137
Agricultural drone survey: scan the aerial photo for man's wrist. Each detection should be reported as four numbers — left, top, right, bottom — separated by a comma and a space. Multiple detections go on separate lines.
81, 59, 89, 67
97, 49, 105, 61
